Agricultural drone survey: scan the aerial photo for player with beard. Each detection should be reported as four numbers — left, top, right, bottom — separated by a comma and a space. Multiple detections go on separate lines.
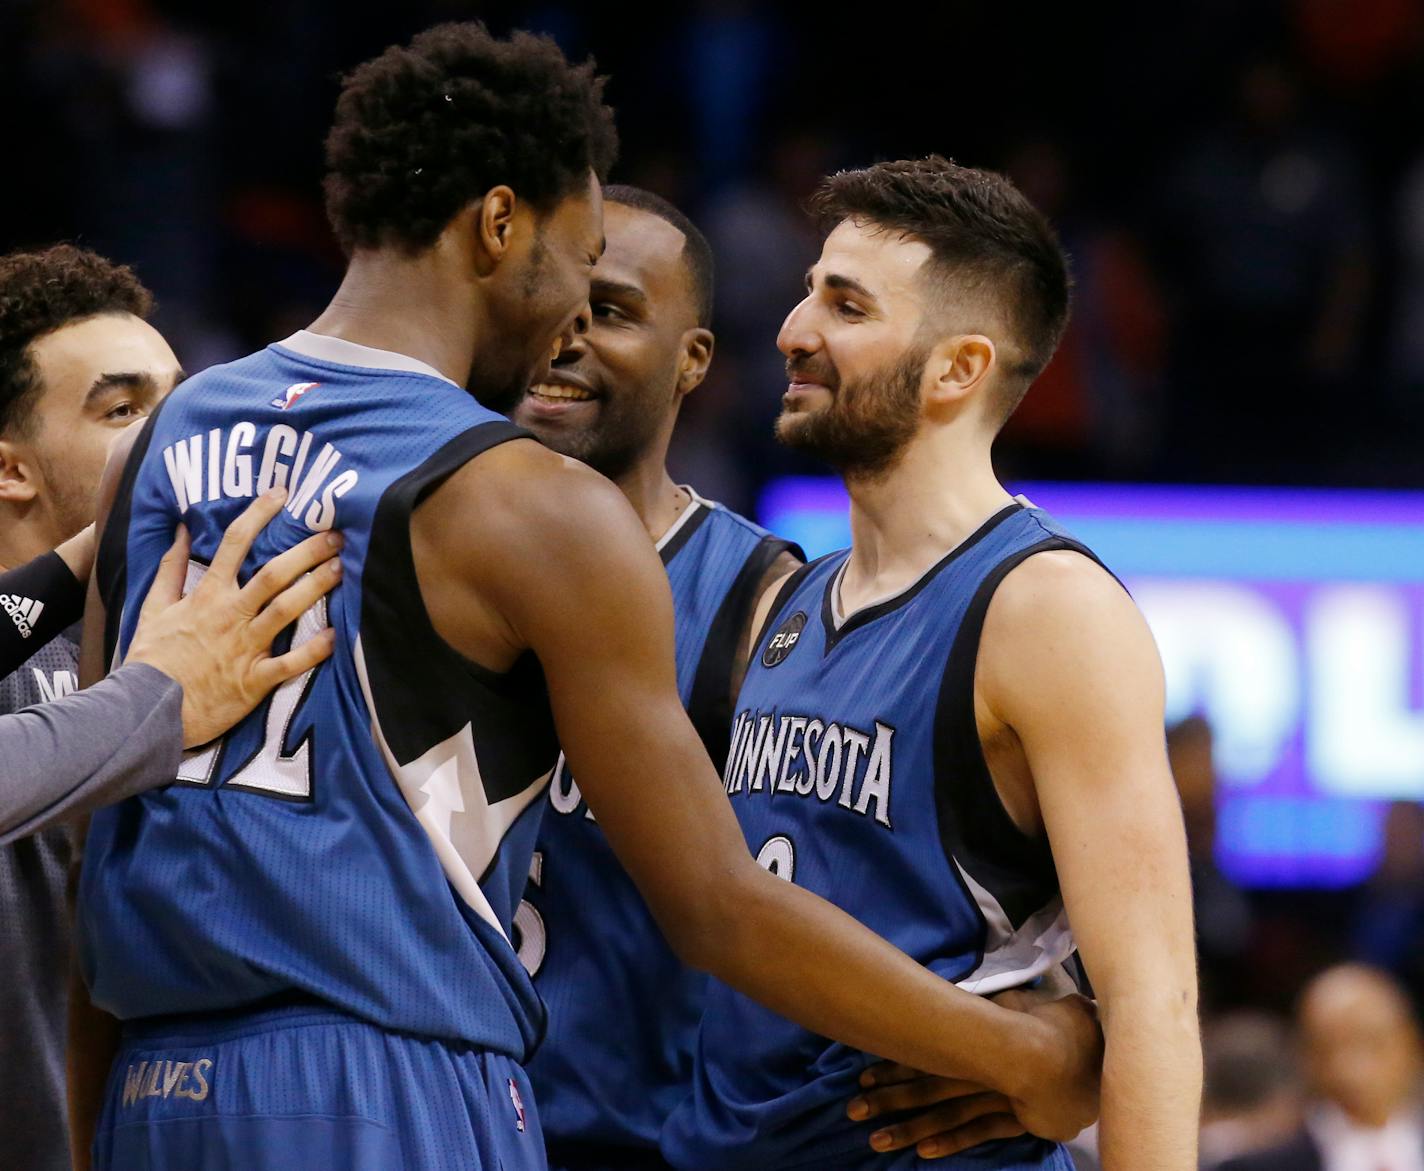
663, 157, 1201, 1170
72, 33, 1100, 1171
511, 188, 1104, 1171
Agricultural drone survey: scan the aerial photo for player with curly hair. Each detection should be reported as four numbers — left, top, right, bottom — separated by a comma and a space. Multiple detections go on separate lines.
74, 26, 1099, 1171
0, 243, 182, 1171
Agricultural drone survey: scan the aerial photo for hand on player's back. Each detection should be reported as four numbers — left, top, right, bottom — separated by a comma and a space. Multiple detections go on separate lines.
126, 487, 342, 747
848, 987, 1103, 1156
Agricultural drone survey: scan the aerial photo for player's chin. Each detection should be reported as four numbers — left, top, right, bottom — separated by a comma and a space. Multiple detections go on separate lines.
774, 410, 817, 445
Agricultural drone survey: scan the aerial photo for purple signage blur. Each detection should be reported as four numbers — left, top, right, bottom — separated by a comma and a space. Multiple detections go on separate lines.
760, 478, 1424, 888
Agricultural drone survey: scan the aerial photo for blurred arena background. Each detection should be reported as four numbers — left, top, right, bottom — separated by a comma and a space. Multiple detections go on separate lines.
5, 0, 1423, 1163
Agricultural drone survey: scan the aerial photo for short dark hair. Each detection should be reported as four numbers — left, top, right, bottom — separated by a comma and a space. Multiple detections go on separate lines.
0, 245, 154, 436
603, 184, 715, 328
324, 22, 619, 255
808, 155, 1071, 424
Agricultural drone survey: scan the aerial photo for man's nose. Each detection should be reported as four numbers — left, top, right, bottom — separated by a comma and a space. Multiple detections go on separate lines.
777, 297, 818, 358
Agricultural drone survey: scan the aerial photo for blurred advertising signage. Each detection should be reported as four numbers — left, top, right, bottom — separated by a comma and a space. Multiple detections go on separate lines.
759, 478, 1424, 888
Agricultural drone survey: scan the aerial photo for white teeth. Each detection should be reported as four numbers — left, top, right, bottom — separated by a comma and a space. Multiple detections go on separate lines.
530, 383, 593, 402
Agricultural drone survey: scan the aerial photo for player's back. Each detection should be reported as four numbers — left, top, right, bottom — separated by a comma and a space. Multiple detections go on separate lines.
524, 492, 794, 1163
663, 501, 1098, 1170
79, 331, 559, 1061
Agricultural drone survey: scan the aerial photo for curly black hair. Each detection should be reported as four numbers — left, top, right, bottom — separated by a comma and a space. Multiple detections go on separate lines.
809, 156, 1071, 423
0, 245, 154, 436
324, 22, 619, 255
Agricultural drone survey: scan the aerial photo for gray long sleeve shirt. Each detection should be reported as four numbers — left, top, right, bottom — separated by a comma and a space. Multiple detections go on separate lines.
1, 647, 181, 1171
0, 661, 183, 845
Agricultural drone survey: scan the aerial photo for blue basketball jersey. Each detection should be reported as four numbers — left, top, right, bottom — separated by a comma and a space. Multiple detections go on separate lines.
79, 331, 560, 1062
662, 501, 1103, 1170
522, 492, 795, 1163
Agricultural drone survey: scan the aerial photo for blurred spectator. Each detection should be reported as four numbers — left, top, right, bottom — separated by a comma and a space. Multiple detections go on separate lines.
1155, 57, 1371, 482
1200, 1012, 1304, 1167
680, 1, 779, 187
997, 139, 1168, 478
681, 129, 839, 509
1350, 801, 1424, 1007
1293, 0, 1424, 92
1168, 716, 1255, 1010
1388, 159, 1424, 411
1220, 964, 1424, 1171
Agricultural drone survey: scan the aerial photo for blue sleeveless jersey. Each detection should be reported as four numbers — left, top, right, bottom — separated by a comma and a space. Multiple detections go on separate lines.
78, 333, 560, 1062
522, 493, 795, 1162
662, 502, 1101, 1170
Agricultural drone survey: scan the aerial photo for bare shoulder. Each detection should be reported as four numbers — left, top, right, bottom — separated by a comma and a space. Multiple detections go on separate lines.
410, 436, 666, 667
980, 548, 1162, 719
987, 548, 1147, 647
417, 436, 645, 558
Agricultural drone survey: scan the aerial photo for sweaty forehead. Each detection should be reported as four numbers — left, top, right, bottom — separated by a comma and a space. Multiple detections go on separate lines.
816, 219, 934, 305
596, 203, 691, 307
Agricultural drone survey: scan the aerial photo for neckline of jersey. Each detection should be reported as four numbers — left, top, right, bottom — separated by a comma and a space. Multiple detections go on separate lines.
657, 486, 714, 565
272, 330, 460, 387
820, 500, 1025, 652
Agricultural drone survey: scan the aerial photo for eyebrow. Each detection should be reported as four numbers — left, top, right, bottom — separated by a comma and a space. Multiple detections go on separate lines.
83, 368, 183, 408
591, 278, 648, 306
805, 268, 878, 303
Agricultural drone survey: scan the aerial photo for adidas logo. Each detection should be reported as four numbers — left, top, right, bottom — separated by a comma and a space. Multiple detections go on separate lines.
0, 594, 43, 639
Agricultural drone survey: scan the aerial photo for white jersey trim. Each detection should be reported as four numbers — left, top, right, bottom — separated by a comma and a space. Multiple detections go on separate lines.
652, 486, 714, 553
952, 861, 1076, 995
275, 330, 459, 387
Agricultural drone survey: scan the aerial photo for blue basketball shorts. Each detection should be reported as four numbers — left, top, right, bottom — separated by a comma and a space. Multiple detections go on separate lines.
93, 1001, 546, 1171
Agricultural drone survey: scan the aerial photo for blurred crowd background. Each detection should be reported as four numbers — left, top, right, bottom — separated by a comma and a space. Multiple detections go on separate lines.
5, 0, 1424, 1164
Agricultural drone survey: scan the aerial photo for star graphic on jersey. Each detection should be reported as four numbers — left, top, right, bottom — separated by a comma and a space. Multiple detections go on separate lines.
417, 755, 466, 842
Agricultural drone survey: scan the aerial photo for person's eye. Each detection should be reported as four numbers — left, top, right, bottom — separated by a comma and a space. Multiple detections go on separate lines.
592, 302, 625, 321
105, 401, 141, 421
836, 302, 866, 320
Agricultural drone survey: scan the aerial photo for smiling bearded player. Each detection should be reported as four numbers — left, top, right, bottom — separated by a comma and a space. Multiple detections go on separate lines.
662, 157, 1202, 1170
512, 187, 1106, 1171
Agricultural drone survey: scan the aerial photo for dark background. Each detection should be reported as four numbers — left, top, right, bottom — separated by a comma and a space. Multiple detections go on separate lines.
5, 1, 1424, 1158
6, 0, 1424, 511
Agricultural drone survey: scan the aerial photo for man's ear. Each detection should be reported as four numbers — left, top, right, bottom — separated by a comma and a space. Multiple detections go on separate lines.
675, 329, 715, 398
924, 333, 996, 409
472, 186, 518, 276
0, 438, 39, 505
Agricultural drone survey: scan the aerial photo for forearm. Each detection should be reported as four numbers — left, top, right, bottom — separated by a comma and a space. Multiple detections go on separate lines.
0, 549, 87, 676
1096, 991, 1201, 1170
0, 664, 183, 843
693, 864, 1054, 1095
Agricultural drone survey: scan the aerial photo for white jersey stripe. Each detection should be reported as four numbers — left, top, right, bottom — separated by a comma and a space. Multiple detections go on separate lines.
352, 634, 550, 939
952, 862, 1075, 995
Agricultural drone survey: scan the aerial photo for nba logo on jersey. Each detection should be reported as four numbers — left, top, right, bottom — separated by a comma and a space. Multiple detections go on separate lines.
271, 381, 321, 409
507, 1078, 526, 1132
